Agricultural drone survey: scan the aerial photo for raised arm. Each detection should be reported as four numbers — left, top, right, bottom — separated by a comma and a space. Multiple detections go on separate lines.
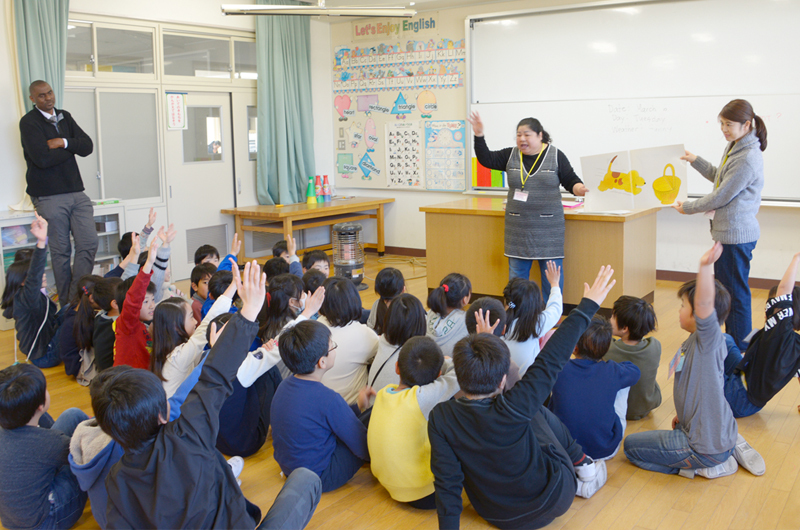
20, 214, 49, 306
777, 252, 800, 298
694, 242, 723, 321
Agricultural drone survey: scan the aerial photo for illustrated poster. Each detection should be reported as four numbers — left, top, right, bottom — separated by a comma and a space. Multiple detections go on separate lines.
385, 121, 422, 188
424, 120, 466, 191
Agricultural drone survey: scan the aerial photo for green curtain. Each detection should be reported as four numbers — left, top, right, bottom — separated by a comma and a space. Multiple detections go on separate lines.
256, 0, 316, 205
14, 0, 70, 111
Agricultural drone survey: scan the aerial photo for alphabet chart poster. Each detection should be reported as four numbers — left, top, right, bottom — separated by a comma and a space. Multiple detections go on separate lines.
385, 121, 423, 188
424, 120, 467, 191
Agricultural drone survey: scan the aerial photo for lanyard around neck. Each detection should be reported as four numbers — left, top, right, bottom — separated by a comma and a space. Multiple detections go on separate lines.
520, 146, 545, 187
716, 147, 734, 189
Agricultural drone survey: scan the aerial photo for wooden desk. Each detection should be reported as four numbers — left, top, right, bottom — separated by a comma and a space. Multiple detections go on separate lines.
222, 197, 395, 262
420, 198, 658, 310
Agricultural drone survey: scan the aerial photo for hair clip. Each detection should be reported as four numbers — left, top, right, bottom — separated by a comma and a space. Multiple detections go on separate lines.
266, 292, 272, 306
442, 284, 449, 292
82, 285, 90, 295
508, 301, 516, 309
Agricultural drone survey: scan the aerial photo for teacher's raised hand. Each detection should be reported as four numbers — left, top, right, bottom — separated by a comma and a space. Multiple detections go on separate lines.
467, 111, 484, 137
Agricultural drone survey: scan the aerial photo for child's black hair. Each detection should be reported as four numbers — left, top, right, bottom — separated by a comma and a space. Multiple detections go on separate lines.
137, 252, 149, 268
373, 268, 405, 335
503, 278, 545, 342
13, 248, 33, 262
319, 277, 362, 328
194, 244, 220, 265
1, 259, 31, 316
397, 335, 443, 387
72, 275, 103, 351
767, 285, 800, 330
93, 277, 122, 312
452, 333, 510, 396
91, 365, 168, 451
191, 263, 217, 288
115, 276, 157, 315
303, 269, 327, 295
206, 312, 234, 343
612, 295, 657, 341
207, 270, 233, 301
0, 364, 47, 430
575, 315, 613, 360
678, 278, 731, 325
150, 298, 192, 381
465, 297, 507, 337
118, 232, 134, 259
260, 274, 304, 341
302, 250, 330, 271
264, 257, 290, 280
427, 273, 472, 317
278, 320, 332, 375
272, 240, 288, 258
383, 293, 426, 347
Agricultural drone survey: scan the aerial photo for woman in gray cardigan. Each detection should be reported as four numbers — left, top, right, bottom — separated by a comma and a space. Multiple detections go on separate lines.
673, 99, 767, 350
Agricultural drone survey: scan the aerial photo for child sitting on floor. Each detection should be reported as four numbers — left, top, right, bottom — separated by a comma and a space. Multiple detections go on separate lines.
426, 273, 471, 357
549, 316, 640, 460
367, 267, 405, 335
190, 262, 217, 323
604, 295, 662, 420
368, 336, 460, 510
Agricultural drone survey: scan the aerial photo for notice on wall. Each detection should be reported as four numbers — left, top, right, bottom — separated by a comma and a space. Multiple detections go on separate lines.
166, 92, 187, 130
386, 121, 422, 188
424, 120, 466, 191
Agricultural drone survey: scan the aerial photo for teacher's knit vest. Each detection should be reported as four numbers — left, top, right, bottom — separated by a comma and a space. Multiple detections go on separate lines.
504, 145, 564, 259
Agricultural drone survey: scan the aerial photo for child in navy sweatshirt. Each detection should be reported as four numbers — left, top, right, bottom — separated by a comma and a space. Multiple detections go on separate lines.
549, 316, 640, 460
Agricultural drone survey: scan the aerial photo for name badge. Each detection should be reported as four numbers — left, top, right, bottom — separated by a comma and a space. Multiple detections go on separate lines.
668, 346, 686, 379
513, 190, 529, 202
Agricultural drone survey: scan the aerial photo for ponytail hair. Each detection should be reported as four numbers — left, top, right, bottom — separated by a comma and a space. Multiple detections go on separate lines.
150, 297, 192, 381
373, 267, 405, 335
503, 278, 546, 342
427, 273, 472, 317
517, 117, 551, 144
72, 275, 103, 351
1, 260, 31, 316
259, 273, 304, 341
384, 293, 427, 347
719, 99, 767, 151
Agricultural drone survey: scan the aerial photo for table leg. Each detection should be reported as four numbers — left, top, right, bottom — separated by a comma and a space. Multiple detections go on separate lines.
377, 204, 386, 257
235, 215, 245, 262
284, 218, 293, 248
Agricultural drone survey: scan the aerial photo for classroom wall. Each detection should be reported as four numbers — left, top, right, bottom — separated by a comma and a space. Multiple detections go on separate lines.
69, 0, 257, 31
320, 0, 800, 280
0, 0, 28, 207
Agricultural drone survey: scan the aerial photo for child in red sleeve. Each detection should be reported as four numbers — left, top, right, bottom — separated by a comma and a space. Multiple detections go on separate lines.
114, 239, 159, 369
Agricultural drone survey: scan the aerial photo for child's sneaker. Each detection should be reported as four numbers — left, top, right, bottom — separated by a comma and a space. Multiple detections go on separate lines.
576, 460, 607, 499
733, 434, 765, 476
574, 455, 597, 482
696, 455, 738, 479
227, 456, 244, 479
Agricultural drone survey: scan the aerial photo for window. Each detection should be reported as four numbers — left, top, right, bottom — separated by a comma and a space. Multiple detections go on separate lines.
66, 23, 93, 73
62, 90, 100, 199
234, 40, 257, 80
247, 106, 257, 161
183, 107, 223, 163
163, 34, 231, 79
96, 27, 154, 74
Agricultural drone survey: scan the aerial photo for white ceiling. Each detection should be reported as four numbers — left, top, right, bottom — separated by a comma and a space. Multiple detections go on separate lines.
316, 0, 520, 13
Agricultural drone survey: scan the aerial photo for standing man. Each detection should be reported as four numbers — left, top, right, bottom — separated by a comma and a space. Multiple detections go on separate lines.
19, 80, 97, 305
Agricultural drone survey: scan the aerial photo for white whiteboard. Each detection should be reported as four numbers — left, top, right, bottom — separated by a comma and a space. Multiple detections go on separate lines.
468, 0, 800, 199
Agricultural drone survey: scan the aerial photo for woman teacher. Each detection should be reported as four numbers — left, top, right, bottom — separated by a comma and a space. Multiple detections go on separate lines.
467, 111, 587, 300
673, 99, 767, 350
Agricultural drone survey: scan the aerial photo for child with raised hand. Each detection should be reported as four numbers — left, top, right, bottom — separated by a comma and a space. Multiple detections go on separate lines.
465, 297, 507, 337
151, 258, 240, 397
724, 251, 800, 418
318, 277, 379, 404
426, 272, 472, 357
114, 237, 160, 369
201, 269, 238, 319
368, 336, 460, 509
92, 276, 123, 374
549, 315, 640, 460
369, 293, 427, 393
624, 242, 765, 478
190, 262, 217, 323
57, 274, 102, 377
1, 213, 60, 368
604, 295, 662, 420
367, 267, 405, 335
429, 267, 617, 530
98, 260, 322, 529
271, 319, 370, 492
106, 207, 157, 278
0, 363, 89, 530
503, 260, 563, 376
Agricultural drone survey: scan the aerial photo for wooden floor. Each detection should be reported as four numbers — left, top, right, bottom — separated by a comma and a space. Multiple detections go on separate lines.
2, 254, 799, 530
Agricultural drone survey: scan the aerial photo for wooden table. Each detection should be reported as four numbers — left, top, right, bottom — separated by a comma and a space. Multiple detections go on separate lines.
420, 198, 658, 310
222, 197, 395, 263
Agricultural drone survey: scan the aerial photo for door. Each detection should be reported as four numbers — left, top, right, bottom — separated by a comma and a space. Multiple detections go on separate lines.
165, 92, 235, 281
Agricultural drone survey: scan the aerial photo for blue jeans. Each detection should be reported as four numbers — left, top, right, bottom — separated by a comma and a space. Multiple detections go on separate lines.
508, 257, 564, 303
257, 468, 322, 530
723, 372, 763, 418
715, 241, 757, 351
624, 427, 734, 475
37, 408, 90, 529
31, 341, 62, 369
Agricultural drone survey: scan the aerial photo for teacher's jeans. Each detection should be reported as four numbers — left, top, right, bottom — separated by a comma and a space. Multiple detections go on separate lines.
714, 241, 757, 351
509, 257, 564, 302
32, 192, 98, 306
